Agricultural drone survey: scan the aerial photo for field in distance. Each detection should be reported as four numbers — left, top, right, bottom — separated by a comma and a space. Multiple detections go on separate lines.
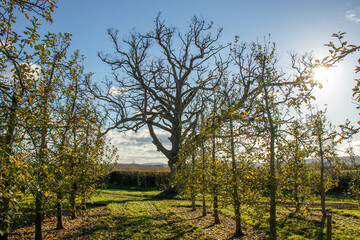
111, 163, 170, 172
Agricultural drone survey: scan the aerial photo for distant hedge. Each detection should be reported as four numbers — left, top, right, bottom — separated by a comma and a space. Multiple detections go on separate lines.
107, 169, 359, 193
328, 170, 359, 194
108, 171, 170, 189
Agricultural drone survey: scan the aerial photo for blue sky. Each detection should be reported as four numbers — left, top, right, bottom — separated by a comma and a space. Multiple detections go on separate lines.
29, 0, 360, 163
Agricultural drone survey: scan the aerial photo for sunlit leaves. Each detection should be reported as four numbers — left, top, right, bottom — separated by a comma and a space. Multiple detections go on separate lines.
322, 32, 360, 139
0, 1, 111, 238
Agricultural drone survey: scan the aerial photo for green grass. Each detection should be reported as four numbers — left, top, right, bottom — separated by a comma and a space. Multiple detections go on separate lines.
326, 207, 360, 218
326, 192, 358, 204
203, 193, 360, 240
89, 188, 360, 239
13, 187, 360, 239
88, 187, 212, 239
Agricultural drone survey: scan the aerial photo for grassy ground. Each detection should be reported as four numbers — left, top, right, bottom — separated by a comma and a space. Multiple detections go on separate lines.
10, 187, 212, 239
9, 187, 360, 239
89, 187, 209, 239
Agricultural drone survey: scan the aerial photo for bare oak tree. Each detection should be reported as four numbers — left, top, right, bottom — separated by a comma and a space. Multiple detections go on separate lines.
88, 15, 223, 192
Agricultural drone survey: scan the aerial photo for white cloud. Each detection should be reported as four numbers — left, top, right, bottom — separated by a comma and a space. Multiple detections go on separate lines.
106, 128, 170, 164
337, 140, 360, 156
108, 86, 128, 96
345, 8, 360, 23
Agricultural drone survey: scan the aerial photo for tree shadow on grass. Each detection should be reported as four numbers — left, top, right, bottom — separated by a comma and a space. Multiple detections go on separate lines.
90, 207, 205, 239
316, 219, 326, 240
10, 207, 107, 240
84, 188, 208, 239
12, 187, 191, 239
277, 213, 324, 240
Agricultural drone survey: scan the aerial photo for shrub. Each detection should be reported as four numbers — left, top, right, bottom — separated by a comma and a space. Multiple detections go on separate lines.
108, 171, 170, 189
328, 170, 359, 194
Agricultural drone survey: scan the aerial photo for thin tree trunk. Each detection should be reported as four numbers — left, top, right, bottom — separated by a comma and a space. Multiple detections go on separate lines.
294, 164, 300, 212
229, 111, 243, 236
294, 135, 301, 213
212, 101, 220, 224
35, 132, 48, 240
269, 124, 277, 240
319, 130, 327, 221
202, 194, 207, 216
262, 76, 277, 240
213, 193, 220, 224
191, 192, 196, 211
70, 183, 77, 219
81, 191, 87, 213
191, 150, 196, 211
34, 76, 53, 240
234, 201, 242, 236
295, 186, 300, 213
201, 130, 207, 217
35, 192, 43, 240
56, 192, 63, 230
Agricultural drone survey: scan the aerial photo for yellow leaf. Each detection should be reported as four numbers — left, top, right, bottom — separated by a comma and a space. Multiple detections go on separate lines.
24, 13, 29, 20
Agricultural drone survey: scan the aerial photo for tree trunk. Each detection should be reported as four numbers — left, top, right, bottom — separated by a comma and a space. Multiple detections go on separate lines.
213, 194, 220, 224
295, 190, 300, 213
319, 132, 327, 221
229, 113, 243, 236
165, 158, 177, 194
35, 133, 47, 240
269, 125, 277, 240
70, 183, 77, 219
191, 192, 196, 211
212, 140, 220, 224
294, 137, 301, 213
56, 192, 63, 230
211, 101, 220, 224
81, 192, 87, 212
234, 200, 243, 236
201, 135, 207, 217
294, 165, 300, 212
34, 90, 51, 240
202, 194, 207, 216
263, 78, 277, 240
35, 192, 43, 240
191, 151, 196, 211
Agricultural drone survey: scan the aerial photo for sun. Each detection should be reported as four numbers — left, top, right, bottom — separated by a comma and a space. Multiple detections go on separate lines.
312, 65, 341, 89
313, 66, 329, 82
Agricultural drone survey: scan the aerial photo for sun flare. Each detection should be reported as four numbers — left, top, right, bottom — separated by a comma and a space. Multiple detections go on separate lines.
312, 65, 341, 86
313, 66, 329, 82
